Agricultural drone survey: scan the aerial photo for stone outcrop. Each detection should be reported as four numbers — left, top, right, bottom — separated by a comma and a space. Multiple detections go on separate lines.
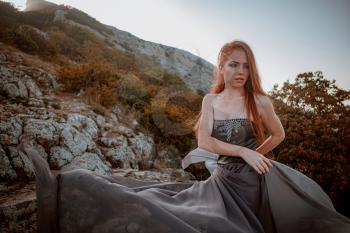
1, 1, 210, 229
0, 43, 195, 181
104, 26, 215, 93
25, 0, 215, 94
25, 0, 56, 12
0, 43, 196, 232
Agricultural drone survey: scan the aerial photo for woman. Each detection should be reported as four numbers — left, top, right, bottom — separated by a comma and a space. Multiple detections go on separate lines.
190, 40, 282, 176
22, 40, 349, 233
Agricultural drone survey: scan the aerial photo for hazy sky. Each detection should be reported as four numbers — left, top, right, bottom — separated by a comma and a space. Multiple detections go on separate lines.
6, 0, 350, 92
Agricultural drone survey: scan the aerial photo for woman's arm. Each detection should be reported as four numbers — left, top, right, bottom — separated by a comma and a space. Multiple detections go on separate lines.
197, 94, 273, 175
255, 95, 285, 155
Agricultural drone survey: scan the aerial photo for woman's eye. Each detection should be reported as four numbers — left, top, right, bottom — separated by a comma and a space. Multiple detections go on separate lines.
229, 63, 237, 67
244, 64, 249, 69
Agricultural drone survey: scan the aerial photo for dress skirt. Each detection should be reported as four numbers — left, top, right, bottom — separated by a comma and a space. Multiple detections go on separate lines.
25, 147, 350, 233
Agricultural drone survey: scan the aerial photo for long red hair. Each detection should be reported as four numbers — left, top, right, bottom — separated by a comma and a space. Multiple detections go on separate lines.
193, 40, 268, 145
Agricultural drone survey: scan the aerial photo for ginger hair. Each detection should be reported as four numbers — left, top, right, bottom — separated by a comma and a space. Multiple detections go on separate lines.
193, 40, 268, 145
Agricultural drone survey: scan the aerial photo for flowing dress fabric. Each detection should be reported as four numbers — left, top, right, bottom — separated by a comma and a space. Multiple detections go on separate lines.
26, 118, 350, 233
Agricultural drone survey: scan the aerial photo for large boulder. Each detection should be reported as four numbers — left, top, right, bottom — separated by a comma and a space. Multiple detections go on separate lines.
0, 117, 22, 146
0, 145, 17, 183
23, 118, 59, 148
49, 146, 74, 169
105, 135, 137, 169
0, 67, 42, 100
7, 146, 35, 180
103, 131, 156, 170
60, 152, 111, 176
128, 132, 156, 169
60, 125, 95, 157
66, 113, 98, 139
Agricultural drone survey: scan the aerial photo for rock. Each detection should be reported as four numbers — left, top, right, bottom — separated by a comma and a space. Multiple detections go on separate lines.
2, 83, 19, 98
60, 126, 91, 157
0, 117, 22, 145
124, 168, 195, 182
0, 63, 47, 101
0, 66, 12, 77
128, 132, 156, 169
49, 146, 74, 169
23, 118, 59, 147
17, 80, 28, 98
131, 119, 139, 127
1, 137, 48, 182
104, 25, 215, 93
28, 68, 59, 91
162, 168, 196, 181
17, 141, 48, 161
0, 47, 24, 63
53, 9, 67, 22
67, 113, 98, 139
100, 135, 124, 148
61, 152, 111, 176
0, 182, 37, 233
105, 136, 137, 169
128, 170, 172, 181
109, 112, 119, 123
104, 132, 156, 170
27, 97, 44, 107
116, 125, 134, 137
0, 145, 17, 181
0, 35, 206, 232
95, 115, 105, 129
25, 79, 42, 98
7, 147, 35, 180
154, 144, 181, 169
26, 0, 56, 11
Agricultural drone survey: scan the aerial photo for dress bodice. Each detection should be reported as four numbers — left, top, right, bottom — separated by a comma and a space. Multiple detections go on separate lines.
211, 116, 257, 164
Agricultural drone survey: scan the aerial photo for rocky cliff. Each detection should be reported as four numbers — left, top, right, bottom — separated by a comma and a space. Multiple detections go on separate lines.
25, 0, 215, 94
0, 1, 212, 231
0, 41, 197, 232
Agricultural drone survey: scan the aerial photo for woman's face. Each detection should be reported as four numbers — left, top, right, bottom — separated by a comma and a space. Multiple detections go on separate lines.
220, 49, 250, 88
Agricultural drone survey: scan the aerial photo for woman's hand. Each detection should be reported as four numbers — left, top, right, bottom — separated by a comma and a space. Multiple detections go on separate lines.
239, 147, 273, 175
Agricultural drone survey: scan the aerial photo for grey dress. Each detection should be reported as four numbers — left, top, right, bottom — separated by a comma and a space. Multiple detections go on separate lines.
24, 116, 350, 233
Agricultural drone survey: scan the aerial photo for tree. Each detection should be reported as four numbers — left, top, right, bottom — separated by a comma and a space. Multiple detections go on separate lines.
269, 71, 350, 217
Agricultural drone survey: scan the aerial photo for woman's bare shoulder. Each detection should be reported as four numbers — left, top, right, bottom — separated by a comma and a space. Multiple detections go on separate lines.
254, 94, 273, 107
202, 93, 218, 105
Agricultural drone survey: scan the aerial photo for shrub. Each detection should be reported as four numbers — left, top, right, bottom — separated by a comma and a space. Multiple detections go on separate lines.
270, 71, 350, 216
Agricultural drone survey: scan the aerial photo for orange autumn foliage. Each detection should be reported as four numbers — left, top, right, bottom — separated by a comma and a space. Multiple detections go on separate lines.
269, 71, 350, 216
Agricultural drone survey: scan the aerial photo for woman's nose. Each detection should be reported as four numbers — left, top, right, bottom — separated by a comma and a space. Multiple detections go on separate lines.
237, 65, 244, 73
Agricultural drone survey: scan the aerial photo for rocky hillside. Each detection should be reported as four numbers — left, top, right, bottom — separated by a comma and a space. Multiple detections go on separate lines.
0, 1, 212, 232
0, 42, 199, 232
26, 0, 215, 94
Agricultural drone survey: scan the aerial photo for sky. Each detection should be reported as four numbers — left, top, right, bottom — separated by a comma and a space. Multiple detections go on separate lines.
5, 0, 350, 92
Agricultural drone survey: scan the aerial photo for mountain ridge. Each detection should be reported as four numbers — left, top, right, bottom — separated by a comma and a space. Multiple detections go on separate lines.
25, 0, 215, 94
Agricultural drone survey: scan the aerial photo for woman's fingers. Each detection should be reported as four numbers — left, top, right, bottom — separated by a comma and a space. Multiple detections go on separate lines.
255, 158, 273, 175
244, 150, 274, 175
254, 165, 262, 175
260, 160, 270, 173
255, 162, 266, 174
250, 161, 262, 174
265, 158, 273, 168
